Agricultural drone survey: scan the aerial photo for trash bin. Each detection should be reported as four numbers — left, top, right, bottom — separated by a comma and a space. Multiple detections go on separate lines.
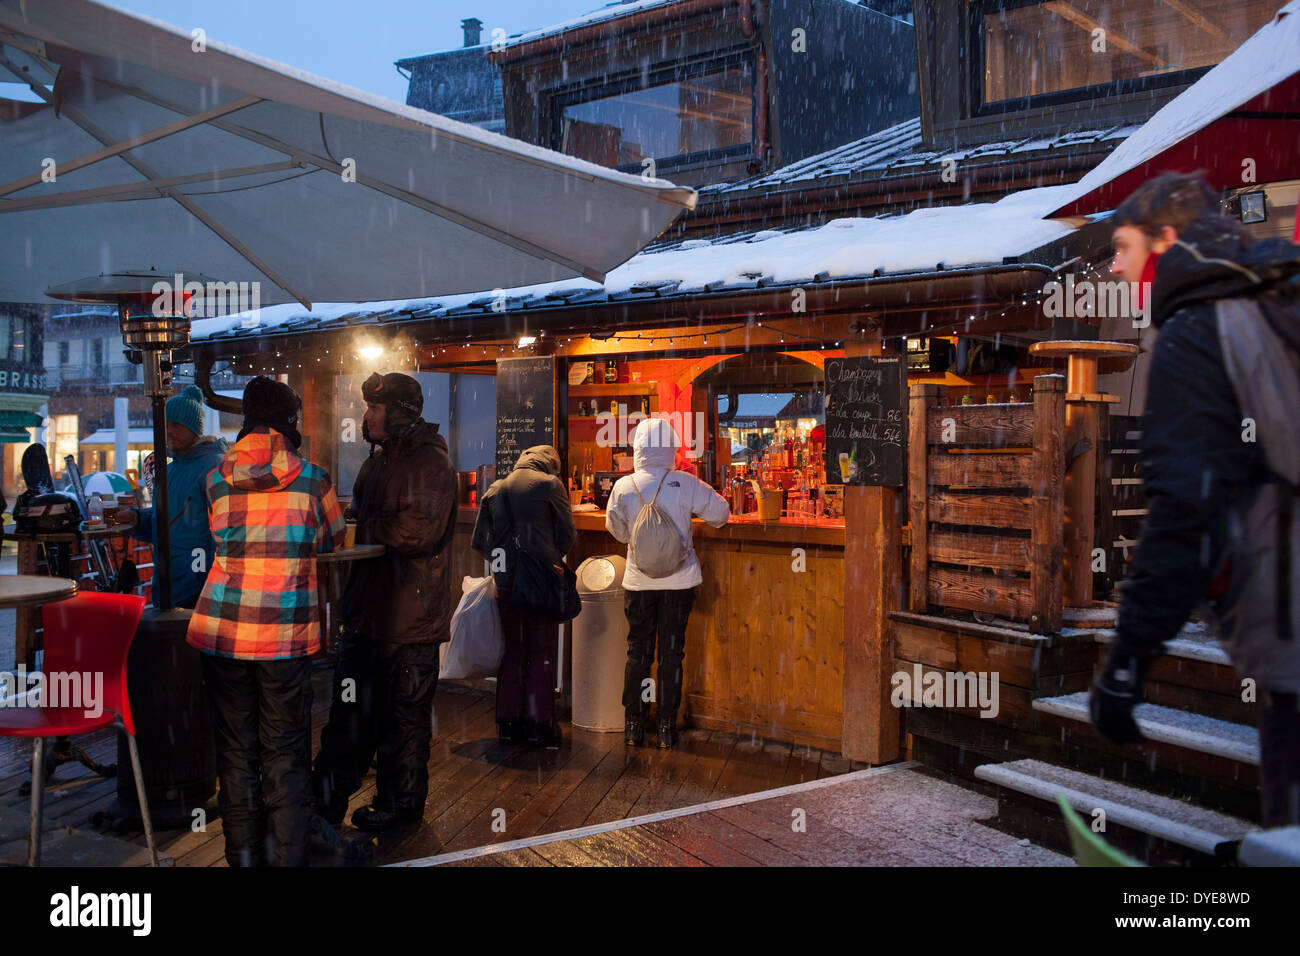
571, 554, 629, 732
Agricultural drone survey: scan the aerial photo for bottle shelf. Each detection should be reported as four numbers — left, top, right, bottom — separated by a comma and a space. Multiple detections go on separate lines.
569, 382, 657, 396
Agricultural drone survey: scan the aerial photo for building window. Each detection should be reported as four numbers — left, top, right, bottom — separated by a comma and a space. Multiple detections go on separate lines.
550, 52, 754, 171
973, 0, 1284, 113
91, 338, 104, 368
52, 414, 78, 480
0, 311, 22, 362
58, 341, 69, 365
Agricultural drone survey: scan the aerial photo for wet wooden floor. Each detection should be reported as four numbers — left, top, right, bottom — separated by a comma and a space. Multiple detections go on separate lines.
0, 668, 854, 866
415, 764, 1072, 868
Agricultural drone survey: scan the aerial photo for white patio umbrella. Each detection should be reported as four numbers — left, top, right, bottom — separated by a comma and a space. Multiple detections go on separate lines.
0, 0, 696, 607
0, 0, 696, 306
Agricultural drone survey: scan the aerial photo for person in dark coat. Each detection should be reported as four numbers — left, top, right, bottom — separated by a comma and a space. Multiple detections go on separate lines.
471, 445, 575, 749
1091, 172, 1300, 826
313, 372, 459, 832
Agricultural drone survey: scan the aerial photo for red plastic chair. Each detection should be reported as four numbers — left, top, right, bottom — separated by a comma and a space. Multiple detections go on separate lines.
0, 591, 157, 866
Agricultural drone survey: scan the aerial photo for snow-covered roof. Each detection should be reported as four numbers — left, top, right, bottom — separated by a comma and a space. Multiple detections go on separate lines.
700, 117, 1140, 199
496, 0, 894, 52
191, 183, 1078, 346
1049, 0, 1300, 216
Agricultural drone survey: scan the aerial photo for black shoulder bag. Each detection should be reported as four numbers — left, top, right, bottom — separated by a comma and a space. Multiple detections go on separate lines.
498, 486, 581, 622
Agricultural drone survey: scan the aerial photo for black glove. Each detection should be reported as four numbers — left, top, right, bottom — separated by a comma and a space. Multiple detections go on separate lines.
1089, 649, 1151, 744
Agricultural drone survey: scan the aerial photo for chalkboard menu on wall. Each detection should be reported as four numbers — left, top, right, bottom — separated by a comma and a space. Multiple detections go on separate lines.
823, 355, 906, 487
495, 356, 555, 479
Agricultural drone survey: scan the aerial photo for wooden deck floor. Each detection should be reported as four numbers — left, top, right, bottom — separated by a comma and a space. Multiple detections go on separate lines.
413, 764, 1072, 867
0, 666, 854, 866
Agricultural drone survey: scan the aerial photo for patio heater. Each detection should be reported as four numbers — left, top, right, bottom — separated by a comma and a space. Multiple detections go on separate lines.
47, 270, 216, 609
46, 271, 217, 827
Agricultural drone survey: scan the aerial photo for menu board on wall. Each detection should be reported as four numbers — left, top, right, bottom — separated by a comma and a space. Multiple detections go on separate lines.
495, 356, 555, 479
823, 355, 906, 487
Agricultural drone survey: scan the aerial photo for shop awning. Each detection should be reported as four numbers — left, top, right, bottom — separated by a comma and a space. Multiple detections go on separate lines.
0, 410, 40, 427
721, 393, 796, 426
1048, 2, 1300, 218
0, 425, 31, 442
0, 0, 696, 307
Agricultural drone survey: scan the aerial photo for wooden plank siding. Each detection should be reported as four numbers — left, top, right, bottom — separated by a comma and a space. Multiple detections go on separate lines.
908, 376, 1065, 632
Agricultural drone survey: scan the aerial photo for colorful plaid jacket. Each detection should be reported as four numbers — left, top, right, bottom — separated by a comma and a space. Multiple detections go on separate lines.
187, 428, 345, 660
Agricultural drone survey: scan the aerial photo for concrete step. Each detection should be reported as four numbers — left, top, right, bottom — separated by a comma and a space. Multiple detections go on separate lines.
1031, 691, 1259, 765
975, 758, 1257, 859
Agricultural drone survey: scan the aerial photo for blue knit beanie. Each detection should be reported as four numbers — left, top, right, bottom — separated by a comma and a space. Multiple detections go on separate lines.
166, 385, 205, 437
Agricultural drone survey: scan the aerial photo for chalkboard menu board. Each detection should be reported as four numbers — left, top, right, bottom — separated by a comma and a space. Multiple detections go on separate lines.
495, 356, 555, 479
823, 355, 906, 487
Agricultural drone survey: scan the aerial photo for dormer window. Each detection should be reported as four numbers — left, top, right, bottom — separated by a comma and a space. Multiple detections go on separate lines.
548, 50, 755, 173
972, 0, 1283, 114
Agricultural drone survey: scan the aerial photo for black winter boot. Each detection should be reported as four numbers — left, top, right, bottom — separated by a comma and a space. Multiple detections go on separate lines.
656, 719, 678, 749
625, 717, 645, 748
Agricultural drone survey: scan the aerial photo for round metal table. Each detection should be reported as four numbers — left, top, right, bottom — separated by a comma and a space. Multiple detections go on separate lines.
0, 574, 77, 609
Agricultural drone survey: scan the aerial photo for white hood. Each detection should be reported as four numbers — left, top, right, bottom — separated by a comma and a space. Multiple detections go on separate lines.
632, 416, 679, 473
609, 415, 730, 591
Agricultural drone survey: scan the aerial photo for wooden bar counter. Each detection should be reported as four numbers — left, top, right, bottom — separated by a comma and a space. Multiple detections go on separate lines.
447, 506, 846, 751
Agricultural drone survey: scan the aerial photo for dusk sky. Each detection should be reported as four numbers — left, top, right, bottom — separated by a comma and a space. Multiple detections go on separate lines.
111, 0, 614, 103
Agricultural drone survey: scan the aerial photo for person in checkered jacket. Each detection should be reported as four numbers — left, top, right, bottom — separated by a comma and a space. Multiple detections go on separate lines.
188, 376, 346, 867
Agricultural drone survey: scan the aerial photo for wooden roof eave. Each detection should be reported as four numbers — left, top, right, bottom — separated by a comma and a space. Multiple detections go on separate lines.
181, 262, 1061, 365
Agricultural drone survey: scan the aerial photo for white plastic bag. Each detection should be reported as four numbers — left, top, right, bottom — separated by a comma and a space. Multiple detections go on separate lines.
441, 575, 504, 680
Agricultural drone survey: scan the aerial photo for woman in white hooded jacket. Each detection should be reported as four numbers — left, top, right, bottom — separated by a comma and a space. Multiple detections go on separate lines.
606, 417, 730, 748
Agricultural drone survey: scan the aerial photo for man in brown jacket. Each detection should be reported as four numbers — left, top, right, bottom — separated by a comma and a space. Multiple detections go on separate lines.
313, 372, 458, 832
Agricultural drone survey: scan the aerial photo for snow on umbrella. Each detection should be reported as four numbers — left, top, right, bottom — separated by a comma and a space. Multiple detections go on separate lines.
0, 0, 695, 606
0, 0, 697, 307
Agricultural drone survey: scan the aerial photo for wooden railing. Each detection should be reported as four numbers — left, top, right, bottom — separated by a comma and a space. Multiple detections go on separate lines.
907, 375, 1065, 633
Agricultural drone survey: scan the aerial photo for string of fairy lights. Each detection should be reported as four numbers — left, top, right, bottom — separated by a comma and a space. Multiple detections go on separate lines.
229, 255, 1115, 376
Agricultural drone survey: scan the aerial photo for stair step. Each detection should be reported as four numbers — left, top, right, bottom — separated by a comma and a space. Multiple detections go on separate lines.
1086, 622, 1232, 666
974, 758, 1257, 857
1239, 826, 1300, 866
1032, 692, 1259, 765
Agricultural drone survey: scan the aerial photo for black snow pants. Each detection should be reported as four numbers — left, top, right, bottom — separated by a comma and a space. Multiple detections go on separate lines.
312, 630, 440, 822
201, 653, 314, 867
622, 588, 696, 726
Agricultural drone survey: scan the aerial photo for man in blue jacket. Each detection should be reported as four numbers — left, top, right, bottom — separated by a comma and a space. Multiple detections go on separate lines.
118, 385, 227, 608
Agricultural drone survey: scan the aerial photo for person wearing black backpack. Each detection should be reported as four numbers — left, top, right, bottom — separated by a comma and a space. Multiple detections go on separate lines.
607, 417, 730, 749
472, 445, 576, 749
1091, 172, 1300, 826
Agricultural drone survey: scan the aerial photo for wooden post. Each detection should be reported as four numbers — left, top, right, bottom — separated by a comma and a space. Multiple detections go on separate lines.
1027, 340, 1137, 609
841, 337, 902, 764
1094, 403, 1115, 599
1030, 375, 1065, 634
907, 384, 940, 613
1063, 398, 1100, 607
